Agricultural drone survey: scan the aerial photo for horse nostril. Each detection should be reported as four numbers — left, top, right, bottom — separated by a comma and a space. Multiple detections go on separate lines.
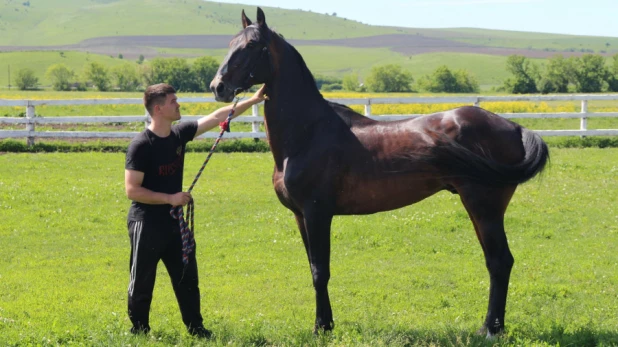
215, 82, 225, 95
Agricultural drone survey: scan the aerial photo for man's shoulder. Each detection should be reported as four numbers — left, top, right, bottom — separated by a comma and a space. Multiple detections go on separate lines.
127, 130, 151, 151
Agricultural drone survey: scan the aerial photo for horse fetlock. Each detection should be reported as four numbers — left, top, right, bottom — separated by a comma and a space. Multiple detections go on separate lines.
313, 319, 335, 333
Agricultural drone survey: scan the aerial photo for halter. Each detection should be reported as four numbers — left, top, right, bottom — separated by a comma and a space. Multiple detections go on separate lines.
170, 96, 242, 265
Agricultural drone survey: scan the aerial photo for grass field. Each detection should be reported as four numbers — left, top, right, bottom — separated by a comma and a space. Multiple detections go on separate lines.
0, 51, 138, 87
0, 49, 532, 90
0, 149, 617, 346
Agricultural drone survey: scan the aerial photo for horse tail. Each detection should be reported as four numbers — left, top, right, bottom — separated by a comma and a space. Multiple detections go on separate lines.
430, 127, 549, 186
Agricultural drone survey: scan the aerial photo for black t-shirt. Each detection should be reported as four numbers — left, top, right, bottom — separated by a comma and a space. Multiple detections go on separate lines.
125, 121, 198, 221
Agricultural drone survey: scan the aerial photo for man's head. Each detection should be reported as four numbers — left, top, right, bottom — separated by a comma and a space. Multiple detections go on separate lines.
143, 83, 181, 121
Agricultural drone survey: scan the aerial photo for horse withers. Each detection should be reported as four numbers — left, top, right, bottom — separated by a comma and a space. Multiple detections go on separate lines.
210, 8, 549, 336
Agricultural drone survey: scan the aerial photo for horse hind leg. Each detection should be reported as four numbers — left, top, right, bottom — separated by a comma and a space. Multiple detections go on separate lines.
456, 182, 517, 337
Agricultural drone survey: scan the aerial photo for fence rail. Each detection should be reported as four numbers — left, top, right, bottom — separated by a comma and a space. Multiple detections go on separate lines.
2, 94, 618, 145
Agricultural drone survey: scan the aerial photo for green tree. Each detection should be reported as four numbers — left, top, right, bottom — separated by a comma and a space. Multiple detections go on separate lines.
111, 63, 141, 91
608, 54, 618, 92
417, 66, 478, 93
144, 58, 197, 92
365, 64, 413, 92
137, 55, 145, 65
502, 55, 539, 94
537, 55, 576, 94
15, 68, 39, 90
573, 54, 610, 93
84, 62, 111, 91
342, 73, 360, 91
453, 69, 480, 93
45, 64, 74, 91
192, 56, 219, 92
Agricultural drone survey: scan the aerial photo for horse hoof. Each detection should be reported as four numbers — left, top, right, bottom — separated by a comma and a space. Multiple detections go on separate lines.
476, 326, 503, 339
313, 322, 334, 335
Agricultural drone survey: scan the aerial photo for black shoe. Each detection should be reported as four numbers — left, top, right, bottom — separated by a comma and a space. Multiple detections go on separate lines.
130, 325, 151, 335
188, 325, 212, 339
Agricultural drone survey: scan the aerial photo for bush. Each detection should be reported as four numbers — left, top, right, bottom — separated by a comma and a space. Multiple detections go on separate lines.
45, 64, 74, 91
365, 64, 413, 92
321, 83, 342, 91
501, 55, 539, 94
417, 66, 479, 93
15, 68, 39, 90
192, 56, 219, 92
84, 62, 111, 91
342, 73, 361, 91
314, 75, 342, 90
112, 63, 141, 91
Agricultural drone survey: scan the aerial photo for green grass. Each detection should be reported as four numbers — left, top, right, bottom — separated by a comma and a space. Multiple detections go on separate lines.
0, 50, 138, 86
0, 0, 408, 46
0, 149, 618, 345
0, 48, 522, 89
443, 28, 618, 53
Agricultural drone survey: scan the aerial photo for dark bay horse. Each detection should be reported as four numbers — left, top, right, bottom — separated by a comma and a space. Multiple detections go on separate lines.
210, 8, 549, 336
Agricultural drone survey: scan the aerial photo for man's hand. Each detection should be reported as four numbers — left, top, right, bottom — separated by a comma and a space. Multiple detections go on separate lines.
251, 85, 269, 103
168, 192, 193, 206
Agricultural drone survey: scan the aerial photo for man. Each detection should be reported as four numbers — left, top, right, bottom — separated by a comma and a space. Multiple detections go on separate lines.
124, 83, 266, 337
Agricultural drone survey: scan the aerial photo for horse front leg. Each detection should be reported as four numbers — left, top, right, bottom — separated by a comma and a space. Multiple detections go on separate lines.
301, 204, 334, 333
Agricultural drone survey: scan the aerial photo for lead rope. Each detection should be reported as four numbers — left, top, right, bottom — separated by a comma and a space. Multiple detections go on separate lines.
170, 95, 242, 265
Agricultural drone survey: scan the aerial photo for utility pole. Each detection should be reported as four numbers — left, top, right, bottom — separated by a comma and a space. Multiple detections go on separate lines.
8, 65, 11, 90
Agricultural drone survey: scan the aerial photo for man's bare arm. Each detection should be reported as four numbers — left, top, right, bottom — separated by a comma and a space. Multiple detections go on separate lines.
125, 169, 191, 206
194, 85, 268, 138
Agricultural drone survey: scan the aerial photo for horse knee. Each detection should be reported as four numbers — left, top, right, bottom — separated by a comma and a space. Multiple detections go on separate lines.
486, 250, 514, 277
311, 265, 330, 290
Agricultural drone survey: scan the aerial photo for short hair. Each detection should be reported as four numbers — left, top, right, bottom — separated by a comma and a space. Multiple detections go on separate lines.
143, 83, 176, 115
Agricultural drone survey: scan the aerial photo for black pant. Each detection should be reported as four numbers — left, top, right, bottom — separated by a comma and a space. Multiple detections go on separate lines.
127, 219, 203, 330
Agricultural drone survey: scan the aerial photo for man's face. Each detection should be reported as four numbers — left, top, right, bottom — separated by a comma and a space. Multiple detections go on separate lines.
156, 93, 181, 121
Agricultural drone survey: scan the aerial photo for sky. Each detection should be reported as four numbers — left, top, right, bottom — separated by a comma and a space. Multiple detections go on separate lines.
210, 0, 618, 38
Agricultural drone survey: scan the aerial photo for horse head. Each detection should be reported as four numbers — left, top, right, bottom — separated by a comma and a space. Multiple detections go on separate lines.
210, 8, 273, 102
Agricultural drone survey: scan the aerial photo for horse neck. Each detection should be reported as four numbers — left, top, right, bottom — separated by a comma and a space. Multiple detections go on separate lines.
264, 38, 328, 168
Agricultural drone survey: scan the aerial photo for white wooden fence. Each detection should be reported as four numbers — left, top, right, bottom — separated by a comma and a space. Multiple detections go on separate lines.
1, 94, 618, 146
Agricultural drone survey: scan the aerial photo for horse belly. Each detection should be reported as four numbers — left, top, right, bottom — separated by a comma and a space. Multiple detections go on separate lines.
335, 174, 444, 215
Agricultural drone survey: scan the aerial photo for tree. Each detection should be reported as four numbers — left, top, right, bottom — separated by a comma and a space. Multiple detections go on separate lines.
84, 62, 111, 91
417, 66, 479, 93
112, 63, 141, 91
342, 73, 360, 91
144, 58, 197, 92
365, 64, 413, 92
608, 54, 618, 92
192, 56, 219, 92
15, 68, 39, 90
537, 55, 575, 94
572, 54, 610, 93
46, 64, 74, 91
453, 69, 480, 93
501, 55, 539, 94
137, 55, 145, 65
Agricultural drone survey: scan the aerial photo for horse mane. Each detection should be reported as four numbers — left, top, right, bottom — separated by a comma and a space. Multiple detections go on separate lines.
273, 31, 322, 99
272, 32, 376, 127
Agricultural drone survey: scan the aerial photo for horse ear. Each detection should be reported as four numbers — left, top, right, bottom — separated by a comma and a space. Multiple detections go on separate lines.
241, 9, 252, 28
256, 7, 268, 28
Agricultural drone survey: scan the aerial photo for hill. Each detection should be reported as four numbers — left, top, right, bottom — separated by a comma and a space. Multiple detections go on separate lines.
1, 0, 617, 91
2, 0, 618, 53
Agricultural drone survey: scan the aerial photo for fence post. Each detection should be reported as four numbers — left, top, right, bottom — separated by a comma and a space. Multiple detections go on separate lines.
26, 101, 35, 147
474, 97, 480, 107
364, 100, 372, 117
251, 104, 260, 140
144, 108, 151, 129
580, 99, 588, 138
